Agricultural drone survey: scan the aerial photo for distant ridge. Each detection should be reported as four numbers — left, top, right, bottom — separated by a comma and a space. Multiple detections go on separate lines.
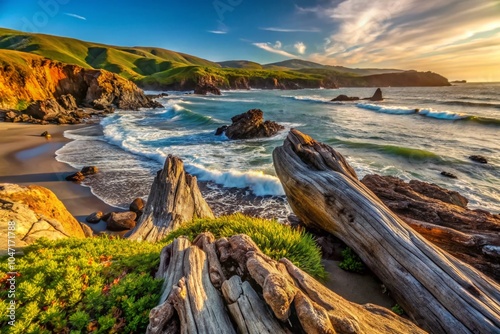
0, 28, 450, 90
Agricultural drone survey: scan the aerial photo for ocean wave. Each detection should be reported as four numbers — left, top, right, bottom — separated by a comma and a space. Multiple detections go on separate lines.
417, 108, 466, 120
357, 103, 500, 125
185, 164, 284, 196
196, 96, 258, 103
101, 120, 284, 196
281, 95, 331, 103
442, 100, 500, 109
356, 103, 417, 115
334, 139, 441, 160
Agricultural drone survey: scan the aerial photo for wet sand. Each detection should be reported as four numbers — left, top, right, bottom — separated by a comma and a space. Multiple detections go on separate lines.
0, 123, 117, 223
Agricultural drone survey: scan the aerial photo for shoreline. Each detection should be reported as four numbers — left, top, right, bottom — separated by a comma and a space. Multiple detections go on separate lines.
0, 122, 397, 308
0, 122, 117, 224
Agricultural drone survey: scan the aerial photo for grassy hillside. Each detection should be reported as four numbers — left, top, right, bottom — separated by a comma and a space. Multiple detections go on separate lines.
218, 60, 263, 69
0, 28, 449, 89
0, 28, 219, 82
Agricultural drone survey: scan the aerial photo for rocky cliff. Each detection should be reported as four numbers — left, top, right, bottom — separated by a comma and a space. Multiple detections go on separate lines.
0, 183, 86, 251
0, 50, 160, 122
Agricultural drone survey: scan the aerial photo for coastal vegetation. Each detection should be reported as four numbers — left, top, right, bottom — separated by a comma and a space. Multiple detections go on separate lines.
0, 215, 324, 333
164, 214, 326, 279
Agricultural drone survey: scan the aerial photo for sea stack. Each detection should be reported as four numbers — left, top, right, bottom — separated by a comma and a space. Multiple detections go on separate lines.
215, 109, 284, 139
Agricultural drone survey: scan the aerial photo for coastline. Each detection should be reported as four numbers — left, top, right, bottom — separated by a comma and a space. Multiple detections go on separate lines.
0, 122, 117, 223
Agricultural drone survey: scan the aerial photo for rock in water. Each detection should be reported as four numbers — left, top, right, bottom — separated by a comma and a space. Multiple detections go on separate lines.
81, 166, 99, 175
86, 211, 103, 223
107, 211, 137, 231
65, 172, 85, 182
331, 94, 360, 101
440, 171, 457, 179
128, 155, 214, 242
194, 83, 221, 95
469, 155, 488, 164
217, 109, 285, 139
370, 88, 383, 101
0, 183, 86, 251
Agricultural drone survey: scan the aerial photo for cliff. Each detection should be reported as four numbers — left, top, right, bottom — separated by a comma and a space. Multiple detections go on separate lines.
0, 183, 86, 252
0, 49, 160, 120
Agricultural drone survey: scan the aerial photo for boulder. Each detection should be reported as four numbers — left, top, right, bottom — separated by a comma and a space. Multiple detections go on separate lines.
331, 94, 359, 102
86, 211, 103, 223
5, 111, 19, 122
40, 131, 50, 138
129, 198, 145, 214
0, 183, 85, 251
216, 109, 285, 140
215, 125, 228, 136
65, 171, 85, 182
194, 83, 221, 95
469, 155, 487, 164
361, 174, 500, 281
80, 222, 94, 237
25, 98, 66, 120
81, 166, 99, 175
107, 211, 137, 231
57, 94, 78, 110
83, 69, 163, 110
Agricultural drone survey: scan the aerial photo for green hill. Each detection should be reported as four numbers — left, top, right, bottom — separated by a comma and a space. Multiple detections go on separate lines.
0, 28, 450, 89
217, 60, 263, 69
0, 28, 219, 82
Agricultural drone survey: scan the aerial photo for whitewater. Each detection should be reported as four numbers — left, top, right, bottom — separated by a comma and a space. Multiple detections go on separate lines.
56, 83, 500, 219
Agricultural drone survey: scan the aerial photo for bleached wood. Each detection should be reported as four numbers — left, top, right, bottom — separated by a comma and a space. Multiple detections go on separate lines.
272, 129, 500, 333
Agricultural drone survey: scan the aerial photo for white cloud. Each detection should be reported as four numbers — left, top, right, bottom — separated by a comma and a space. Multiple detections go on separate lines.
294, 42, 306, 54
252, 43, 296, 58
208, 30, 227, 34
64, 13, 86, 20
260, 27, 320, 33
274, 41, 282, 49
306, 0, 500, 80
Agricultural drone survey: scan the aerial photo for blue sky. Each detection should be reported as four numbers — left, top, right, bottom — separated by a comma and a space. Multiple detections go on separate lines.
0, 0, 499, 81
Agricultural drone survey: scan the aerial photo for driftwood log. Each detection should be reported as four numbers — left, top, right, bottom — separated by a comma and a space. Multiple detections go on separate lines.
128, 155, 214, 242
272, 129, 500, 333
147, 232, 425, 333
361, 174, 500, 282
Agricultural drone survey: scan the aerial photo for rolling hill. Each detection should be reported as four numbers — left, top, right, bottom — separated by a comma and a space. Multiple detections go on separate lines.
0, 28, 450, 90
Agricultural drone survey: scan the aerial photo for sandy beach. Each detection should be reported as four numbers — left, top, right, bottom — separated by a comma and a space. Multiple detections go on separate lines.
0, 122, 117, 223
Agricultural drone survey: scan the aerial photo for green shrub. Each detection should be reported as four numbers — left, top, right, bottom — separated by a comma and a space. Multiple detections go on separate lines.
338, 247, 365, 273
0, 237, 164, 334
391, 304, 405, 316
14, 99, 29, 111
164, 213, 326, 279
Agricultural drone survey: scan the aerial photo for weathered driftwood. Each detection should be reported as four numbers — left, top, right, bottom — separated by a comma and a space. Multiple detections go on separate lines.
361, 174, 500, 282
272, 129, 500, 333
147, 232, 425, 333
128, 155, 214, 242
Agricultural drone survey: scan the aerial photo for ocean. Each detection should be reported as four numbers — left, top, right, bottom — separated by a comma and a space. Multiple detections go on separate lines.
55, 83, 500, 219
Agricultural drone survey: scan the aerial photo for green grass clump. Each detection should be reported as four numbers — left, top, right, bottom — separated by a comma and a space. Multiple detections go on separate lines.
164, 213, 326, 279
391, 304, 405, 316
0, 237, 164, 334
338, 247, 366, 274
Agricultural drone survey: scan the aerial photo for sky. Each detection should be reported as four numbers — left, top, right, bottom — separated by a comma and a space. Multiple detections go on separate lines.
0, 0, 499, 81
